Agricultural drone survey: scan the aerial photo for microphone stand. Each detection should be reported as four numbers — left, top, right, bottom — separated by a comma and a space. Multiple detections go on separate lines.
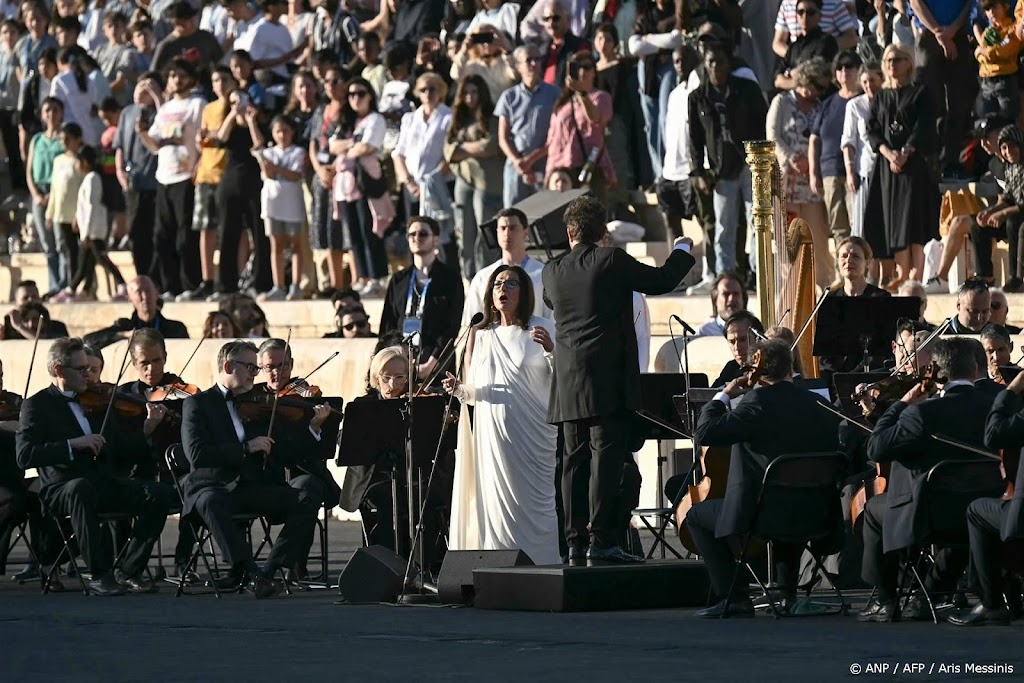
669, 315, 697, 492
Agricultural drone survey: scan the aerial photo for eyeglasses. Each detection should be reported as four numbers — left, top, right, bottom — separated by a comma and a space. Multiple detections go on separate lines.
259, 362, 289, 373
419, 86, 438, 95
542, 14, 563, 22
231, 360, 261, 375
493, 279, 520, 290
379, 373, 408, 385
64, 364, 91, 373
348, 90, 369, 99
343, 319, 370, 331
796, 8, 819, 16
407, 230, 433, 239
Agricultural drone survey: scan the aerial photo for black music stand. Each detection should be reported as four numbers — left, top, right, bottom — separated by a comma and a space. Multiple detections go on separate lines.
813, 297, 922, 371
479, 188, 590, 259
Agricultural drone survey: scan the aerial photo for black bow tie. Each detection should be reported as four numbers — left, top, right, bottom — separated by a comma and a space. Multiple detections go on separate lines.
224, 391, 235, 403
63, 393, 79, 404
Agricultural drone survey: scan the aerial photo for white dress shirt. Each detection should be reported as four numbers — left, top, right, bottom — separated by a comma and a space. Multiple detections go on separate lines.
216, 383, 247, 443
62, 388, 92, 461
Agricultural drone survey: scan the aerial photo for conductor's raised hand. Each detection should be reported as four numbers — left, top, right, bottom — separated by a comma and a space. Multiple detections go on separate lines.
530, 326, 553, 352
70, 434, 106, 457
247, 436, 274, 455
673, 236, 693, 250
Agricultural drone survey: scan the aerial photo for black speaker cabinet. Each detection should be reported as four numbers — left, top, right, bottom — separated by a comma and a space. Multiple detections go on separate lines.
437, 549, 534, 605
338, 546, 407, 603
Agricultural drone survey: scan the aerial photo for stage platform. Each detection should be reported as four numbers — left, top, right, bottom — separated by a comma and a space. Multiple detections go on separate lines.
473, 560, 711, 612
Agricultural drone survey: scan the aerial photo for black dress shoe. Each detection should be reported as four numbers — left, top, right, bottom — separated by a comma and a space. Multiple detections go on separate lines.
899, 595, 932, 621
857, 599, 895, 622
586, 545, 644, 565
566, 543, 587, 566
213, 574, 246, 591
87, 574, 127, 596
696, 598, 755, 618
947, 603, 1012, 627
1004, 580, 1023, 619
172, 565, 202, 585
248, 573, 276, 599
11, 563, 40, 583
119, 572, 158, 594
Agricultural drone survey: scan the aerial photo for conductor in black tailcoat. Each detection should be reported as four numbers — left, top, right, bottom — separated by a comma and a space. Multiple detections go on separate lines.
542, 196, 695, 564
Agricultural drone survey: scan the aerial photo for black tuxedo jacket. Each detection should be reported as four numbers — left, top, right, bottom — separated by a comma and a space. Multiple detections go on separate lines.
15, 385, 148, 490
694, 381, 841, 539
983, 390, 1024, 540
379, 259, 464, 363
84, 312, 189, 350
542, 243, 694, 422
868, 384, 996, 552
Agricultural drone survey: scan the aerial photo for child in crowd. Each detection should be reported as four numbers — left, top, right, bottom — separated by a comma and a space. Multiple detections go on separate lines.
229, 49, 267, 112
45, 122, 84, 293
25, 97, 65, 295
378, 43, 414, 156
974, 0, 1022, 120
98, 97, 127, 249
130, 20, 155, 72
179, 65, 235, 301
356, 32, 386, 97
95, 12, 139, 107
55, 146, 128, 301
546, 168, 574, 192
255, 115, 307, 301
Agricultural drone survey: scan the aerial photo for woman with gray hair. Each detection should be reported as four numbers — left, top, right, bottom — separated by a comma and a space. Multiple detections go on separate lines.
768, 56, 833, 288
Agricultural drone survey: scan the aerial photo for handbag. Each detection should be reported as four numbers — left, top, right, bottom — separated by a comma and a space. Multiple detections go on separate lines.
355, 163, 388, 199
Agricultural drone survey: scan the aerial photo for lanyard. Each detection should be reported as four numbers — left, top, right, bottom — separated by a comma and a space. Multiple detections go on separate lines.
405, 272, 431, 319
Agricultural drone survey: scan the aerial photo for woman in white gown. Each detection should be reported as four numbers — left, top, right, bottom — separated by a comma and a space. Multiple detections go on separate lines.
443, 265, 561, 565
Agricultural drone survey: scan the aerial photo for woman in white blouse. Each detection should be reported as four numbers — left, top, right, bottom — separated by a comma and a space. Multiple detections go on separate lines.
842, 61, 883, 240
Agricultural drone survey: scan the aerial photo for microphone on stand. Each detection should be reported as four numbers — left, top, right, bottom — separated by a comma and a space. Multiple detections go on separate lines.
418, 312, 484, 392
670, 314, 697, 336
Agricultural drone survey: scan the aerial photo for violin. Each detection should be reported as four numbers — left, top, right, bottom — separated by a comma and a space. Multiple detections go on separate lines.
0, 390, 23, 421
739, 348, 766, 387
232, 390, 343, 424
79, 382, 148, 419
145, 380, 200, 402
277, 379, 322, 398
852, 362, 945, 414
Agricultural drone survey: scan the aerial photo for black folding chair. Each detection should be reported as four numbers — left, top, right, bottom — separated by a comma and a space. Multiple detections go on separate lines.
632, 474, 688, 560
893, 458, 1005, 623
164, 444, 291, 597
40, 497, 137, 596
4, 518, 42, 586
723, 452, 849, 619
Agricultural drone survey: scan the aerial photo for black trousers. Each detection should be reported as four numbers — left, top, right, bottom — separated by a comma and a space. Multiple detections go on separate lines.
217, 170, 271, 294
191, 482, 319, 574
686, 498, 802, 600
125, 189, 156, 285
970, 216, 1021, 280
69, 238, 126, 292
562, 412, 633, 548
861, 493, 968, 602
966, 497, 1010, 608
915, 29, 979, 171
40, 476, 168, 577
0, 109, 26, 191
153, 180, 198, 295
288, 474, 327, 567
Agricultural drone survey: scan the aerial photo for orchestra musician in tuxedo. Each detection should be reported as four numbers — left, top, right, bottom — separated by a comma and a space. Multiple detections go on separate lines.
251, 338, 340, 580
858, 337, 996, 622
712, 311, 765, 388
542, 196, 695, 564
688, 339, 842, 617
948, 370, 1024, 626
180, 341, 321, 598
15, 338, 170, 595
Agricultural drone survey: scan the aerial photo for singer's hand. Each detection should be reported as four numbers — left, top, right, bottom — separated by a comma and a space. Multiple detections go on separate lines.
530, 326, 554, 352
442, 371, 460, 394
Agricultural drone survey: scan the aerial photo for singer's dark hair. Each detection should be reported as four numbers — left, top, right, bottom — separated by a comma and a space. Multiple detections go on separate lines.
479, 265, 533, 330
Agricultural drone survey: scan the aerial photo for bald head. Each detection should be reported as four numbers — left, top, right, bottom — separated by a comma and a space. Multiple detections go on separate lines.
127, 276, 160, 323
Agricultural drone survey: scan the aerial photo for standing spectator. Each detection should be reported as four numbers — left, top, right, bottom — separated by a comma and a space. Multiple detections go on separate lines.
151, 1, 224, 88
520, 0, 587, 45
973, 0, 1020, 120
232, 0, 301, 89
444, 74, 502, 279
177, 65, 234, 302
772, 0, 857, 58
0, 19, 23, 191
768, 56, 834, 288
51, 46, 101, 147
628, 0, 678, 180
495, 44, 559, 207
212, 87, 270, 299
910, 0, 978, 176
863, 44, 940, 288
536, 0, 589, 87
810, 50, 863, 246
284, 0, 314, 65
282, 69, 318, 148
12, 1, 56, 84
130, 20, 155, 72
689, 47, 767, 280
467, 0, 520, 39
255, 115, 307, 301
842, 61, 884, 239
228, 50, 267, 113
773, 0, 839, 91
45, 122, 84, 292
25, 97, 65, 295
16, 47, 57, 166
310, 0, 360, 67
449, 23, 516, 102
137, 57, 205, 297
308, 64, 349, 291
113, 71, 162, 285
95, 12, 139, 108
330, 76, 389, 296
545, 52, 615, 206
97, 97, 127, 249
355, 32, 386, 97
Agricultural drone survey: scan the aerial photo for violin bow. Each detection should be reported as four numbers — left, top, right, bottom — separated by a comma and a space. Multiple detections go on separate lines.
264, 327, 291, 469
177, 330, 208, 380
99, 328, 137, 438
930, 433, 1001, 461
22, 316, 44, 399
282, 350, 339, 393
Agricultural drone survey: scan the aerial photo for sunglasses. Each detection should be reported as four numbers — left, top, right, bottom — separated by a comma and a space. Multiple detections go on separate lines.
343, 319, 370, 331
542, 14, 563, 22
407, 230, 433, 239
348, 89, 369, 98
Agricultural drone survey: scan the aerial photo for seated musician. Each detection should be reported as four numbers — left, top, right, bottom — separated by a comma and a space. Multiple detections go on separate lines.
858, 337, 995, 622
712, 311, 764, 388
950, 369, 1024, 626
15, 338, 169, 595
949, 279, 992, 334
981, 324, 1015, 381
252, 338, 340, 580
688, 339, 841, 617
180, 341, 322, 598
83, 344, 105, 389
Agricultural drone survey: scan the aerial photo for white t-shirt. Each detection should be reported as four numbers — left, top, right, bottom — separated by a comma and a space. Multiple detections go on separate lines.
149, 94, 206, 186
51, 71, 101, 147
353, 111, 386, 149
462, 256, 550, 326
234, 17, 294, 80
260, 144, 307, 223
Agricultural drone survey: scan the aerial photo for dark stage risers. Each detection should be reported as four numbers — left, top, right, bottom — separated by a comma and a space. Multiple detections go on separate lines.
473, 560, 711, 612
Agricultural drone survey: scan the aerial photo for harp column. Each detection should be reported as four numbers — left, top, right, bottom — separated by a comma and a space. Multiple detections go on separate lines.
745, 140, 777, 329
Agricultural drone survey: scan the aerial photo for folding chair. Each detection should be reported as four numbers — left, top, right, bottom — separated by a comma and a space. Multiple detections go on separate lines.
893, 458, 1005, 623
632, 474, 687, 560
40, 497, 137, 596
164, 444, 291, 597
722, 452, 849, 619
4, 517, 43, 585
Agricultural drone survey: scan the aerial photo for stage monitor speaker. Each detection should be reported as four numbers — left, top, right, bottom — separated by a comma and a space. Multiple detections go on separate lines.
479, 188, 590, 258
437, 549, 534, 605
338, 545, 406, 603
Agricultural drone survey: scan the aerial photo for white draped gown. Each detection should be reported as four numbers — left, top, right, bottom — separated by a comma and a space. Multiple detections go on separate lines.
449, 316, 561, 565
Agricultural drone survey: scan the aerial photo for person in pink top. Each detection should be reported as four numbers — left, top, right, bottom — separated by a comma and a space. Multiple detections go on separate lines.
544, 51, 615, 207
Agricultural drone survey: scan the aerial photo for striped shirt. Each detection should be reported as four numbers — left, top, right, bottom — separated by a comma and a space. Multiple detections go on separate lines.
774, 0, 857, 40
